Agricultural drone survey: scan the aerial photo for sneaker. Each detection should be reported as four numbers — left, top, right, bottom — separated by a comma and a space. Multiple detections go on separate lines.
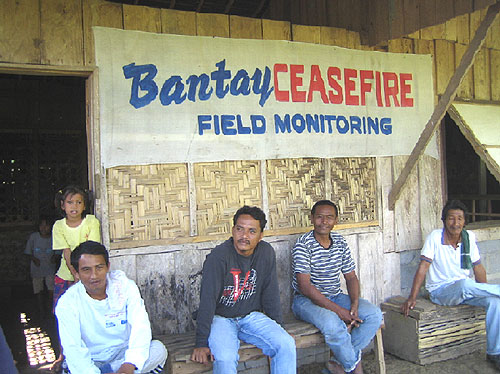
487, 354, 500, 371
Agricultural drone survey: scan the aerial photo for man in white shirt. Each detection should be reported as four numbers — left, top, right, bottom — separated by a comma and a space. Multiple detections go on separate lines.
55, 241, 167, 374
402, 200, 500, 371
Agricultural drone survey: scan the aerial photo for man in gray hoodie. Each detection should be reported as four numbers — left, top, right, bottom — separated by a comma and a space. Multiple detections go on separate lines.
191, 206, 296, 374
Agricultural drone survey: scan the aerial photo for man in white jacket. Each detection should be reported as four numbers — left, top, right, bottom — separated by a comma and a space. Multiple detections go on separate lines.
55, 241, 167, 374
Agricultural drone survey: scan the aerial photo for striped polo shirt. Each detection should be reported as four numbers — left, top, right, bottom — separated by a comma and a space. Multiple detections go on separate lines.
292, 230, 355, 297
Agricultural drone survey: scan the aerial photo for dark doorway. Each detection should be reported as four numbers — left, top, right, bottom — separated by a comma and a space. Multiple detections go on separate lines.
0, 73, 88, 370
444, 113, 500, 222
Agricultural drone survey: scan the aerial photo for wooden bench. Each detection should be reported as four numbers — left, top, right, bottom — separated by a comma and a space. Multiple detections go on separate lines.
157, 317, 386, 374
381, 296, 486, 365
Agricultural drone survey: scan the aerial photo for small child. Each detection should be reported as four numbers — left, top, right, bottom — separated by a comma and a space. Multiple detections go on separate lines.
52, 185, 101, 309
24, 216, 55, 316
51, 185, 101, 372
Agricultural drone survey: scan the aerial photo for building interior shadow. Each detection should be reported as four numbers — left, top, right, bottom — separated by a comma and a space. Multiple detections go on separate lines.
1, 283, 58, 373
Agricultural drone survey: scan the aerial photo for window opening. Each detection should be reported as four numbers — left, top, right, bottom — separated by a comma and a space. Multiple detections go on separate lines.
444, 113, 500, 223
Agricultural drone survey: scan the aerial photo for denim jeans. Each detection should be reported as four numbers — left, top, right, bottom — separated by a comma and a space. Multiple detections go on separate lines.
430, 278, 500, 355
207, 311, 296, 374
292, 293, 382, 372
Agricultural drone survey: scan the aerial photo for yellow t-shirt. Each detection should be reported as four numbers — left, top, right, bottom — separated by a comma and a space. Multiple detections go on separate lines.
53, 214, 101, 281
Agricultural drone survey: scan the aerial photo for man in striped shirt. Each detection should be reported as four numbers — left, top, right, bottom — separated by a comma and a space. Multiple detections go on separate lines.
292, 200, 382, 374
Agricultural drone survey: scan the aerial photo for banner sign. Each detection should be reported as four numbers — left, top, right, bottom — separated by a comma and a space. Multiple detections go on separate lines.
94, 27, 434, 167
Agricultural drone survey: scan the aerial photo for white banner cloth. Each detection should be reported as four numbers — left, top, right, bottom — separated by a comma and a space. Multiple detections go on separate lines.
94, 27, 434, 167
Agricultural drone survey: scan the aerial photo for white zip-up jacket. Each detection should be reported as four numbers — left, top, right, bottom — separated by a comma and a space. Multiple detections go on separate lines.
55, 270, 152, 373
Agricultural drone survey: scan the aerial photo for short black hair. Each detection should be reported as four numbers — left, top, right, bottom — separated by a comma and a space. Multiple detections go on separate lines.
311, 200, 338, 216
233, 206, 267, 231
71, 241, 109, 272
441, 200, 468, 224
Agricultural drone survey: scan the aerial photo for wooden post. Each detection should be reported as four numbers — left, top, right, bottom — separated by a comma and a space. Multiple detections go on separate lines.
374, 326, 386, 374
388, 2, 500, 210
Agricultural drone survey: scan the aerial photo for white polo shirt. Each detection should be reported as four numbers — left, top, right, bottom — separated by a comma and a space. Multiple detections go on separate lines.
421, 229, 480, 292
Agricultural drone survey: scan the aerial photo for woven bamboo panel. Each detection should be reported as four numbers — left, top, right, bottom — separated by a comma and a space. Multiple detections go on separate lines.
106, 157, 377, 246
266, 158, 325, 230
194, 161, 261, 236
107, 164, 190, 243
331, 158, 377, 223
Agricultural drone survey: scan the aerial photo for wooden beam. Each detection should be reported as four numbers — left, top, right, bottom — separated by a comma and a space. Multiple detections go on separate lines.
0, 62, 95, 76
388, 2, 500, 210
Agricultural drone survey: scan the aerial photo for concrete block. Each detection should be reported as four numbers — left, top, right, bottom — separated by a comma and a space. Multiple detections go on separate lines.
298, 353, 316, 366
239, 367, 268, 374
244, 357, 268, 369
296, 350, 306, 360
237, 361, 246, 371
315, 350, 330, 362
298, 346, 319, 358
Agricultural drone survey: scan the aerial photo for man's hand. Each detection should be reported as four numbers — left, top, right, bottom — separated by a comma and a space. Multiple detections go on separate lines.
32, 258, 41, 267
336, 306, 363, 331
347, 303, 362, 331
191, 347, 213, 364
401, 297, 416, 317
296, 272, 363, 331
402, 259, 431, 317
343, 270, 362, 331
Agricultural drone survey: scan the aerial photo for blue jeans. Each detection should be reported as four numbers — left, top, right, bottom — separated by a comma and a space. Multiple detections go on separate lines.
207, 311, 296, 374
430, 278, 500, 355
293, 293, 382, 372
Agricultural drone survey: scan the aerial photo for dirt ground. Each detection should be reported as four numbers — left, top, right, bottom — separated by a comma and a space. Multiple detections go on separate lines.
298, 349, 499, 374
14, 346, 499, 374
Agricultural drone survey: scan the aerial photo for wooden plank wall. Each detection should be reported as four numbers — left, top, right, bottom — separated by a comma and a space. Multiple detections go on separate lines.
1, 0, 499, 334
264, 0, 499, 46
2, 0, 498, 100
